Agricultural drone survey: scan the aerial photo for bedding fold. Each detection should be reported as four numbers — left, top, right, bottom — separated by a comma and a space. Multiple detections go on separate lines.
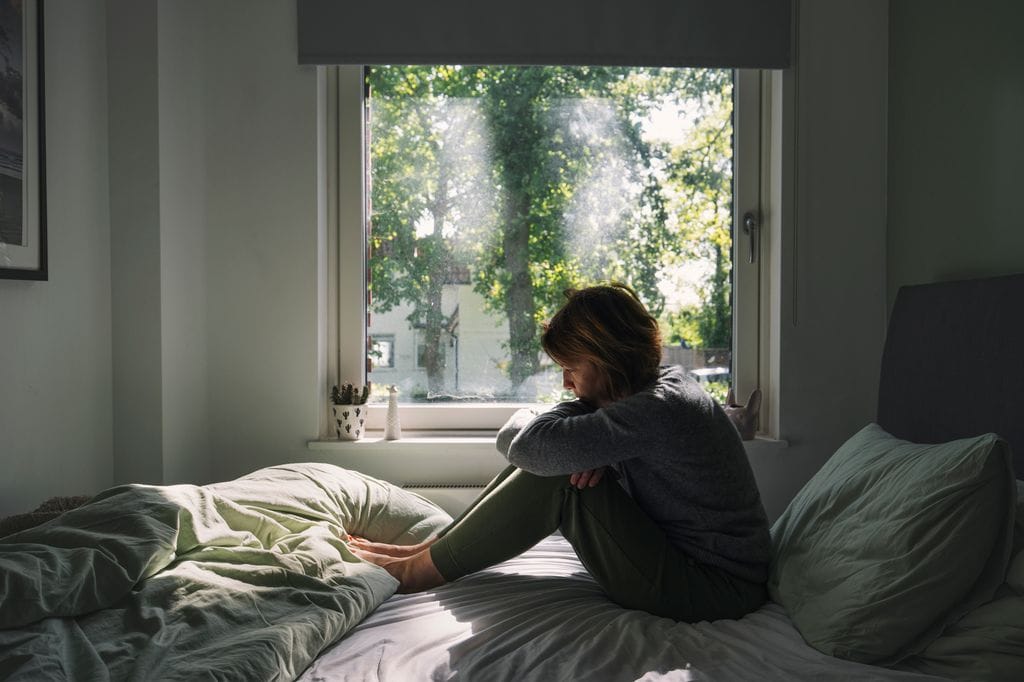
0, 463, 451, 681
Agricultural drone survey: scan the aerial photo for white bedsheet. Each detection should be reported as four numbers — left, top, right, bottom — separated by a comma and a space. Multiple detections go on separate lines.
299, 536, 944, 681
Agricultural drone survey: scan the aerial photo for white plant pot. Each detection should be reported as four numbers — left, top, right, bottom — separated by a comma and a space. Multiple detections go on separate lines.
331, 404, 367, 440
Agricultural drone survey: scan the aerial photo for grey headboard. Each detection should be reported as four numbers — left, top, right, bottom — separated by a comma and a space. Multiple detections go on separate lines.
877, 273, 1024, 479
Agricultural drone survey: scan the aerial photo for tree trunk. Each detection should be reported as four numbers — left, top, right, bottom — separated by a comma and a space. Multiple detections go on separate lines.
503, 190, 538, 390
422, 304, 445, 396
422, 168, 452, 397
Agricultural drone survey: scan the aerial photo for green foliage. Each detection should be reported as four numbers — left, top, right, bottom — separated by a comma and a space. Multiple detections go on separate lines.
665, 307, 702, 349
331, 383, 371, 405
366, 65, 734, 395
698, 243, 732, 349
704, 381, 730, 405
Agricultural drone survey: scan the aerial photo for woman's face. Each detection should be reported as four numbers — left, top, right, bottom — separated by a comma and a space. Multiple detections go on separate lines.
560, 358, 610, 407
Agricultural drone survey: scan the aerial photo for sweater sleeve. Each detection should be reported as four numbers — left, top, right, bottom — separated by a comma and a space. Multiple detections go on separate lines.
506, 394, 664, 476
495, 407, 542, 457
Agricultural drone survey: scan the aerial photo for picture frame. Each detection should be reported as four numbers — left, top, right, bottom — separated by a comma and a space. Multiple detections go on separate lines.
0, 0, 46, 281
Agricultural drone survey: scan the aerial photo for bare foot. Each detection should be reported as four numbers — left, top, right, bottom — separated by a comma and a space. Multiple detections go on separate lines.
351, 547, 446, 594
347, 535, 436, 558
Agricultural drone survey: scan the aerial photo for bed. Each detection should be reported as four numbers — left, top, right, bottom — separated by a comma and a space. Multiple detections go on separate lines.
2, 273, 1023, 680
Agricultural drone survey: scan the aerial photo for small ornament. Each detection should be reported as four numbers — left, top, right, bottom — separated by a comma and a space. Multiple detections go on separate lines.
385, 385, 402, 441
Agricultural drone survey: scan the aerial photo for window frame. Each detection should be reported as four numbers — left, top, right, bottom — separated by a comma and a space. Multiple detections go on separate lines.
322, 65, 768, 435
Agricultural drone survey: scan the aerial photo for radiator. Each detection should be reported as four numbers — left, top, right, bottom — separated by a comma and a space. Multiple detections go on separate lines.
403, 484, 485, 517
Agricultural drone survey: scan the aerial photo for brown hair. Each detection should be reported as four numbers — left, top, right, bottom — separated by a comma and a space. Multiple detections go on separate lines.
541, 283, 662, 401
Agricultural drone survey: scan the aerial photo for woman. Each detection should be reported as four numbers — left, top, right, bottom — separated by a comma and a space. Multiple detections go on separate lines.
352, 283, 771, 622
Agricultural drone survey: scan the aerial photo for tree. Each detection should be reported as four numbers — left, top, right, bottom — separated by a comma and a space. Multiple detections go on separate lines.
366, 67, 496, 395
663, 71, 734, 350
367, 66, 734, 398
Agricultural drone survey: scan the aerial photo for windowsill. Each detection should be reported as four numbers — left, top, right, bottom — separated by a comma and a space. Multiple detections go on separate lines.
306, 432, 788, 454
309, 431, 496, 448
306, 432, 788, 487
742, 435, 790, 456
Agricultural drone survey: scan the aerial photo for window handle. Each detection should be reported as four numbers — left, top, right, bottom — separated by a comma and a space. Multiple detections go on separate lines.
742, 212, 758, 264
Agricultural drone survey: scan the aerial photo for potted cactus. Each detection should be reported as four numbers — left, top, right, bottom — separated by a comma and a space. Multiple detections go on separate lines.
330, 382, 371, 440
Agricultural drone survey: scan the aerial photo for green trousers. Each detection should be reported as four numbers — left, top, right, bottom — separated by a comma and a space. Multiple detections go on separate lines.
429, 465, 767, 622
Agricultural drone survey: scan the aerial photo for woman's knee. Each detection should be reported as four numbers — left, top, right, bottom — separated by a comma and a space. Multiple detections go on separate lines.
505, 467, 575, 494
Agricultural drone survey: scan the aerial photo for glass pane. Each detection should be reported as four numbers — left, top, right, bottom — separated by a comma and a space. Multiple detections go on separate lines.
366, 66, 734, 404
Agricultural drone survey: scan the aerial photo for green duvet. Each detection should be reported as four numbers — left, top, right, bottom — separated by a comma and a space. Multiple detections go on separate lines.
0, 463, 451, 680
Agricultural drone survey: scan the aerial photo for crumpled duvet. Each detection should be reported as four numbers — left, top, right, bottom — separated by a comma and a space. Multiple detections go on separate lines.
0, 463, 451, 681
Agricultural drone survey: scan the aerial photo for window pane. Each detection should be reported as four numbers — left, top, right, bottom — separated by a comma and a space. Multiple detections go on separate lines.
366, 66, 734, 404
369, 335, 395, 369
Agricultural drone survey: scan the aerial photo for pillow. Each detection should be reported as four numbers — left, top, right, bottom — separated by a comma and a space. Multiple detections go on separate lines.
769, 423, 1015, 665
894, 481, 1024, 680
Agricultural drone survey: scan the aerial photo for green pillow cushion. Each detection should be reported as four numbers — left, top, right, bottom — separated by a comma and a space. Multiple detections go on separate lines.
769, 423, 1015, 665
894, 481, 1024, 680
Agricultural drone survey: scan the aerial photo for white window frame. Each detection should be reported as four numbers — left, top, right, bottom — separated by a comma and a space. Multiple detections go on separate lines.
322, 65, 770, 436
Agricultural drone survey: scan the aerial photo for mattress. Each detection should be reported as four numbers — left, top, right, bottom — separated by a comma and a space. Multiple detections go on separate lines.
299, 535, 943, 681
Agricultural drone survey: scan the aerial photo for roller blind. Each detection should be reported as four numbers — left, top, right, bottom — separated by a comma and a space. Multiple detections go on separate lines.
297, 0, 791, 68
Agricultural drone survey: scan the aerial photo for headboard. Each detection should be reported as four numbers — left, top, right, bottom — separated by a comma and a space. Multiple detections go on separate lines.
877, 273, 1024, 479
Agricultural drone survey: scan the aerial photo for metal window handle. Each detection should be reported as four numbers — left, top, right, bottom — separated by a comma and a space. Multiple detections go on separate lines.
742, 212, 758, 264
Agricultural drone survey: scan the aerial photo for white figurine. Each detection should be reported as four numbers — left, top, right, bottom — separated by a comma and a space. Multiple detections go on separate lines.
385, 385, 402, 440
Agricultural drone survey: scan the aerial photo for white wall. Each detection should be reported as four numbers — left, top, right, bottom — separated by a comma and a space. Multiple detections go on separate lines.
202, 1, 323, 482
107, 0, 211, 486
107, 0, 163, 484
106, 0, 320, 486
157, 1, 211, 484
749, 0, 890, 520
887, 0, 1024, 302
0, 0, 113, 517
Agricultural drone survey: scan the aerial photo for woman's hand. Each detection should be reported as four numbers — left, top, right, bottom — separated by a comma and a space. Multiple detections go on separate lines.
569, 467, 605, 489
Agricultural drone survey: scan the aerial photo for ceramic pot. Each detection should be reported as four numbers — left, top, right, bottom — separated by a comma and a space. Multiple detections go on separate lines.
331, 404, 366, 440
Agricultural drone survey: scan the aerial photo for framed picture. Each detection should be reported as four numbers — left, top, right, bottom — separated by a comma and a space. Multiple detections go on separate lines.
0, 0, 45, 280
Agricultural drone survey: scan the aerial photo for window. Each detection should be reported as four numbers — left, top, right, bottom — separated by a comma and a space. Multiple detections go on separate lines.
369, 335, 395, 369
326, 65, 765, 432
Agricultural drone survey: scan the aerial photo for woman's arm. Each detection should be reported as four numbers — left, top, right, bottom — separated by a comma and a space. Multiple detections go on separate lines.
505, 395, 663, 476
495, 407, 541, 457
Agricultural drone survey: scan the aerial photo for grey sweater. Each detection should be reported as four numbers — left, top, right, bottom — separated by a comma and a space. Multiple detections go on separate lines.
497, 365, 771, 583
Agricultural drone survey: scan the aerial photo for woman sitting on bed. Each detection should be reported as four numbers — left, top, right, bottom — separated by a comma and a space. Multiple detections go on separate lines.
352, 283, 771, 622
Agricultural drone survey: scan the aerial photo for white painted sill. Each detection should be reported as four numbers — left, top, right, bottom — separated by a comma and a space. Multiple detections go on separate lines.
307, 432, 788, 453
309, 431, 499, 456
306, 433, 788, 486
741, 436, 791, 457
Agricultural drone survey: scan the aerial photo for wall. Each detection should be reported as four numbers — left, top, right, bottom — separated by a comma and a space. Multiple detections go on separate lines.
202, 1, 323, 482
108, 0, 320, 486
157, 1, 211, 484
887, 0, 1024, 304
107, 0, 211, 486
107, 0, 163, 484
0, 0, 112, 517
749, 0, 890, 520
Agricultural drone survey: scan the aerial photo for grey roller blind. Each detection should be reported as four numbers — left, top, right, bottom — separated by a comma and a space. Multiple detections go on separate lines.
297, 0, 791, 68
